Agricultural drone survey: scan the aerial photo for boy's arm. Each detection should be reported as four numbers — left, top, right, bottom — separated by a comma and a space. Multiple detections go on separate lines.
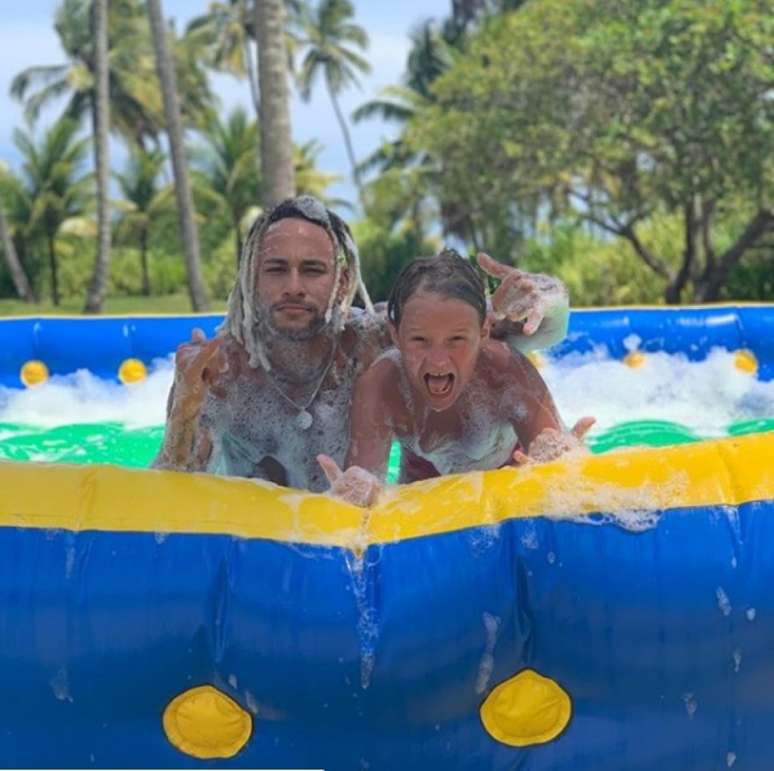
506, 352, 595, 464
345, 360, 396, 478
478, 252, 570, 353
317, 359, 397, 507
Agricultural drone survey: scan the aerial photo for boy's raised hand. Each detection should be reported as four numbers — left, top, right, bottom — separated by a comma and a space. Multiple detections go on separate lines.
477, 252, 567, 336
513, 416, 596, 465
317, 454, 383, 508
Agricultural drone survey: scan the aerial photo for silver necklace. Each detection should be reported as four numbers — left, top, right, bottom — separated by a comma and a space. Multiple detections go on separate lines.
262, 341, 338, 430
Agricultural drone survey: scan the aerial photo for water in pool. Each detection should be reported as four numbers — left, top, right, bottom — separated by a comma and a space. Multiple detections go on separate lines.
1, 347, 772, 483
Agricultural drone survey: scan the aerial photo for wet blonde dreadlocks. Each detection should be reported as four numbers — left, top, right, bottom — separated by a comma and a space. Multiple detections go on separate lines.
223, 196, 374, 371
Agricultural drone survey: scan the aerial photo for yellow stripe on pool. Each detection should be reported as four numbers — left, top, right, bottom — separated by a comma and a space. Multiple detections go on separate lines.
0, 432, 772, 548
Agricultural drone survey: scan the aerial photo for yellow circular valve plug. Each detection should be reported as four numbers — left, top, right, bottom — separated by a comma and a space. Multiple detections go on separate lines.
480, 669, 571, 747
20, 360, 49, 388
623, 351, 647, 369
118, 357, 147, 384
733, 349, 758, 376
163, 685, 252, 759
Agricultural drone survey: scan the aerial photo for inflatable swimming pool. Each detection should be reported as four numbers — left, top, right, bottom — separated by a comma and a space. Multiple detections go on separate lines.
0, 305, 772, 769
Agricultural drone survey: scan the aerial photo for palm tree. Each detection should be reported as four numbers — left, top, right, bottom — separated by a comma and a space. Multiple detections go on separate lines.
146, 0, 209, 311
297, 0, 370, 194
187, 1, 262, 120
188, 0, 306, 123
294, 139, 346, 208
11, 0, 162, 148
255, 0, 296, 206
114, 147, 171, 296
192, 107, 261, 264
84, 0, 111, 313
0, 165, 36, 303
14, 120, 91, 305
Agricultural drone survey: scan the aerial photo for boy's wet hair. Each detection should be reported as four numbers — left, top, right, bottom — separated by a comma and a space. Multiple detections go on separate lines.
223, 195, 373, 370
388, 249, 486, 327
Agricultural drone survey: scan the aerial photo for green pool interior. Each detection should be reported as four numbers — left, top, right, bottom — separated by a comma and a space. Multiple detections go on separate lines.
1, 418, 773, 484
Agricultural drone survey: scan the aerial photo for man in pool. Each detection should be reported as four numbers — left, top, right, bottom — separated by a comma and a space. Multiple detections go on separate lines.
153, 196, 571, 493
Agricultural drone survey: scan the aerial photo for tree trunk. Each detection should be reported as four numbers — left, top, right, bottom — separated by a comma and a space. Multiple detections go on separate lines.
0, 207, 35, 302
255, 0, 295, 207
234, 215, 243, 267
327, 79, 362, 197
243, 34, 261, 123
84, 0, 112, 313
692, 209, 773, 302
147, 0, 210, 311
47, 233, 60, 306
140, 229, 151, 296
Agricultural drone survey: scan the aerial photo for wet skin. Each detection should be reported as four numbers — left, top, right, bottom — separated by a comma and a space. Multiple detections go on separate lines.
154, 220, 572, 493
340, 291, 564, 486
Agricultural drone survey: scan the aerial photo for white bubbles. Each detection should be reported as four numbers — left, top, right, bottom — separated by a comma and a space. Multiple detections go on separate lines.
746, 608, 756, 621
475, 612, 500, 695
50, 668, 73, 703
0, 358, 174, 429
682, 692, 698, 718
732, 648, 742, 673
727, 751, 737, 767
541, 347, 774, 437
716, 587, 732, 617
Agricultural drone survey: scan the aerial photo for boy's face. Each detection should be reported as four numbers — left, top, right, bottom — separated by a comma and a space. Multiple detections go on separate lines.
392, 290, 487, 412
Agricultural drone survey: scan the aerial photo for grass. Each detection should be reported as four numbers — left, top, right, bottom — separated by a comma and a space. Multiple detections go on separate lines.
0, 293, 228, 317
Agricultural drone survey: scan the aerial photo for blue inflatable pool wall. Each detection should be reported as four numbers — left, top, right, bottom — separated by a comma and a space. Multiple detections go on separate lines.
0, 305, 772, 770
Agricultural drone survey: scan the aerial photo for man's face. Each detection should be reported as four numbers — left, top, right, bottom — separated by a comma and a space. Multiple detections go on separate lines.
255, 217, 341, 339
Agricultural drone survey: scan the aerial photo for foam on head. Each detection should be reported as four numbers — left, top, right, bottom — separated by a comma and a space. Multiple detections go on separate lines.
387, 248, 486, 328
223, 195, 374, 370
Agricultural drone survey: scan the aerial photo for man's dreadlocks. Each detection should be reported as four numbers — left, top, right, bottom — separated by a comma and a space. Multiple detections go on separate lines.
223, 195, 374, 371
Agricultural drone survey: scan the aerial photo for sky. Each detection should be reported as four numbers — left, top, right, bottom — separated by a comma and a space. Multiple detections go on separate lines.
0, 0, 451, 211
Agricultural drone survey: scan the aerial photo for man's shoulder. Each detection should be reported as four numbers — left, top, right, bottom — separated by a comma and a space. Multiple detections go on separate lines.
343, 307, 390, 360
357, 349, 401, 388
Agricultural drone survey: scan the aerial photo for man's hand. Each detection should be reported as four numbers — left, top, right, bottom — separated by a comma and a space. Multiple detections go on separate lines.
477, 252, 568, 336
171, 329, 228, 422
159, 329, 227, 470
513, 417, 596, 465
317, 454, 383, 508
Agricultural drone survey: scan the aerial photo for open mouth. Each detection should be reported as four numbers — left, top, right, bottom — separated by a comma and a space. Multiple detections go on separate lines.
424, 373, 455, 397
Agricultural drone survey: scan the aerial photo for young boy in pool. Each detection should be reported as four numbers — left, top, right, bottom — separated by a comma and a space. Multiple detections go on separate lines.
318, 250, 593, 506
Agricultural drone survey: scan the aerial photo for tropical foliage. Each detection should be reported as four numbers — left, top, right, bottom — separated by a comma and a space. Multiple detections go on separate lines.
1, 0, 771, 310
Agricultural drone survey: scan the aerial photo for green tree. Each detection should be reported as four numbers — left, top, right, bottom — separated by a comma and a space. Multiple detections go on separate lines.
297, 0, 370, 193
410, 0, 773, 302
192, 107, 261, 264
187, 1, 262, 119
13, 120, 91, 305
0, 165, 36, 302
147, 0, 210, 310
11, 0, 162, 147
294, 139, 345, 207
113, 147, 172, 295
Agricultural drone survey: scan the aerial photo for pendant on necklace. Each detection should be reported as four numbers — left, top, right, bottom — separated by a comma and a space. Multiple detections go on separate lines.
295, 410, 313, 430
